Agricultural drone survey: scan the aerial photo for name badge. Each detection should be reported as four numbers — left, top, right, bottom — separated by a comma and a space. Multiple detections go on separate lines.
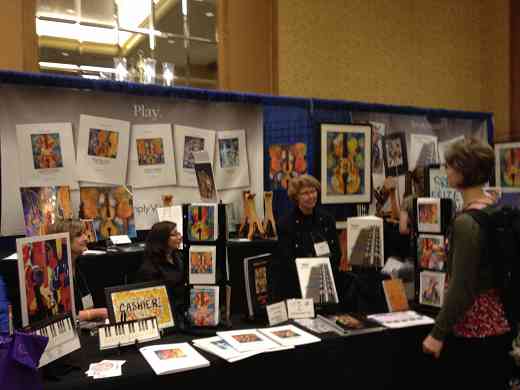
82, 294, 94, 310
314, 241, 330, 256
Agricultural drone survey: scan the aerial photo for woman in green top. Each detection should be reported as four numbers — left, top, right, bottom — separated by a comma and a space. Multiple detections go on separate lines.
422, 138, 512, 388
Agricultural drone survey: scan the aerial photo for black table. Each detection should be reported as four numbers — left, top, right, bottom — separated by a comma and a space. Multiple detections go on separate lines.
42, 319, 434, 389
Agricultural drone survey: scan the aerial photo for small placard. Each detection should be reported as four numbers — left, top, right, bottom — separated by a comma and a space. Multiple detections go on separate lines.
266, 301, 288, 326
110, 235, 132, 245
314, 241, 330, 256
81, 294, 94, 310
286, 298, 315, 319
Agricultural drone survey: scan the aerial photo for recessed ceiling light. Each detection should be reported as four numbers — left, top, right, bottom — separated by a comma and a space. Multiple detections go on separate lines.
168, 39, 175, 44
205, 12, 214, 18
61, 52, 70, 57
66, 8, 75, 14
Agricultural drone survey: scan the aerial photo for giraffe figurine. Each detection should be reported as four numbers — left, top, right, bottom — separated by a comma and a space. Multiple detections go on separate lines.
263, 191, 277, 239
238, 191, 265, 240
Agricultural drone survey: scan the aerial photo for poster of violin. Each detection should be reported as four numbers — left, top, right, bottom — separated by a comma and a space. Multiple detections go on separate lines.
320, 123, 372, 203
16, 232, 76, 327
79, 186, 136, 240
268, 142, 308, 190
16, 122, 77, 187
187, 203, 218, 241
495, 142, 520, 192
20, 186, 73, 236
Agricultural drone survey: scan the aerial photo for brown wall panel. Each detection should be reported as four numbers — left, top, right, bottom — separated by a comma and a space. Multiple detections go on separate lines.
511, 0, 520, 140
218, 0, 276, 94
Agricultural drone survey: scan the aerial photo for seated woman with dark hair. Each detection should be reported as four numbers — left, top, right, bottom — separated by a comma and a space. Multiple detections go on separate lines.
136, 221, 186, 303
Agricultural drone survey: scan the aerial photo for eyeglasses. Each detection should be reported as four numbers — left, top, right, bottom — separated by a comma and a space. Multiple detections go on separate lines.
170, 231, 181, 236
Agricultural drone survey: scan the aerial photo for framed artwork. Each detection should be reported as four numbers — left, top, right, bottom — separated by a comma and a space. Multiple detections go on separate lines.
495, 142, 520, 192
16, 123, 77, 187
194, 150, 218, 202
320, 123, 372, 204
417, 234, 446, 271
369, 121, 386, 175
410, 134, 438, 170
20, 186, 73, 236
419, 271, 446, 308
187, 203, 218, 241
382, 132, 408, 176
76, 115, 130, 185
79, 186, 136, 240
214, 130, 250, 190
16, 233, 76, 327
128, 124, 176, 188
188, 286, 219, 327
425, 164, 463, 212
268, 142, 308, 190
173, 125, 215, 187
417, 197, 442, 233
188, 245, 217, 284
105, 281, 175, 330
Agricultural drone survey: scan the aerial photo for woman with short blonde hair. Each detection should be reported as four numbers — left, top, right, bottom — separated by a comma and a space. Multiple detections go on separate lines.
287, 175, 321, 202
275, 174, 341, 300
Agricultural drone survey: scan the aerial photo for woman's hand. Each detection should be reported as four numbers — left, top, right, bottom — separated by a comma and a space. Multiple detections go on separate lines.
422, 334, 443, 358
79, 307, 109, 322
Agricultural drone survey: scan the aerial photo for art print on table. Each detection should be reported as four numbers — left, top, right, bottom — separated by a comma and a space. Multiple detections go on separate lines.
233, 334, 261, 343
16, 233, 75, 327
382, 132, 408, 176
268, 142, 308, 190
419, 271, 446, 308
417, 198, 441, 233
187, 203, 217, 241
188, 286, 219, 327
417, 234, 446, 271
174, 125, 215, 187
76, 115, 130, 185
105, 281, 174, 329
369, 122, 386, 175
20, 186, 73, 236
215, 130, 250, 190
128, 124, 176, 188
321, 123, 372, 204
87, 128, 119, 159
155, 348, 186, 360
188, 245, 217, 285
495, 142, 520, 192
16, 123, 77, 187
79, 186, 136, 240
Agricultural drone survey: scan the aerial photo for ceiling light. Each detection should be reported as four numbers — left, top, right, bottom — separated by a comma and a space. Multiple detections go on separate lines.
82, 75, 101, 80
39, 61, 79, 71
182, 0, 188, 16
205, 12, 214, 18
79, 65, 116, 74
168, 39, 175, 44
61, 52, 70, 57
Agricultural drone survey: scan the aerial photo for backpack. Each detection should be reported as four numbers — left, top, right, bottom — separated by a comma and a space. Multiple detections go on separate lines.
466, 205, 520, 331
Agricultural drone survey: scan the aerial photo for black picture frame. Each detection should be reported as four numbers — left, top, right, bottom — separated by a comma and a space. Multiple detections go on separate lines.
105, 281, 175, 330
382, 132, 408, 176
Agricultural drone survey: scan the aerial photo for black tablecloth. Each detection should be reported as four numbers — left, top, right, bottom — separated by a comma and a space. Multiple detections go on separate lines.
41, 320, 434, 390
